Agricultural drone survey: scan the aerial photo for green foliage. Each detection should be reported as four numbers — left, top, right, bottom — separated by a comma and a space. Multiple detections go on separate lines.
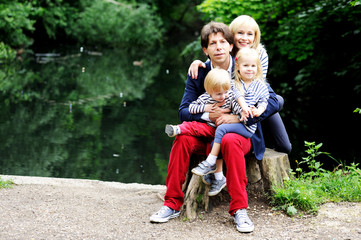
0, 1, 35, 48
354, 108, 361, 114
271, 141, 361, 216
197, 0, 273, 25
294, 141, 331, 179
197, 0, 361, 62
0, 177, 14, 189
0, 42, 17, 83
69, 0, 163, 50
0, 0, 164, 60
37, 0, 78, 39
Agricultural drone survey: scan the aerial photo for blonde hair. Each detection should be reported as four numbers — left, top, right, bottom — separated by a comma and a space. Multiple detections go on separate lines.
234, 48, 264, 92
204, 68, 231, 95
229, 15, 262, 54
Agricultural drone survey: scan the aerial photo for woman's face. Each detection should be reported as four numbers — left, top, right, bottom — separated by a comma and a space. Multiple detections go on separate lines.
233, 26, 256, 49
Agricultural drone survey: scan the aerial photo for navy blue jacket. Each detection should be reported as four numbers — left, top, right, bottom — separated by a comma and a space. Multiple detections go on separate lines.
178, 58, 279, 160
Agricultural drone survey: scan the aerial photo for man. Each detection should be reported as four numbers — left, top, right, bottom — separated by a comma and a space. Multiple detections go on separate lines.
150, 21, 279, 233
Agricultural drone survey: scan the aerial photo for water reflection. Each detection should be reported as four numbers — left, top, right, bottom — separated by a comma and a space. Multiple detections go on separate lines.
0, 47, 183, 185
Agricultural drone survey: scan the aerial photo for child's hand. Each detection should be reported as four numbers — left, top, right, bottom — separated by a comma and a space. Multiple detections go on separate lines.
188, 60, 206, 79
241, 105, 254, 120
204, 103, 217, 112
239, 110, 249, 122
250, 106, 264, 117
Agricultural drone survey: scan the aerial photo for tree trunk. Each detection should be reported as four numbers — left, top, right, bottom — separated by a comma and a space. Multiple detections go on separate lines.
181, 155, 209, 221
179, 149, 291, 221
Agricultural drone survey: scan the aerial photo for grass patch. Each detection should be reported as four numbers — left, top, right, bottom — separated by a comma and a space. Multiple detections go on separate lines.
270, 141, 361, 216
0, 176, 14, 189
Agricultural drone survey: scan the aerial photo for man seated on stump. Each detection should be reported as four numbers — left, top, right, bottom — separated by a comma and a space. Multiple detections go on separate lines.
149, 21, 279, 233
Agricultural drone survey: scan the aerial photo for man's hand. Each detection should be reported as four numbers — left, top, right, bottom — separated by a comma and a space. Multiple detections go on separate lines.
209, 107, 230, 122
215, 114, 239, 126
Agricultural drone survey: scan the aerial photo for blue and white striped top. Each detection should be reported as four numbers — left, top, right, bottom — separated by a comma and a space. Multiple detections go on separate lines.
259, 46, 269, 80
239, 79, 269, 133
189, 90, 242, 128
189, 78, 269, 133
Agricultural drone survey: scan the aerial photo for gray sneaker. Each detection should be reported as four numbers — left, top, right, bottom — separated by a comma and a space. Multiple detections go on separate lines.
150, 206, 180, 223
191, 160, 217, 176
202, 173, 214, 185
165, 124, 178, 137
208, 175, 226, 196
234, 209, 254, 233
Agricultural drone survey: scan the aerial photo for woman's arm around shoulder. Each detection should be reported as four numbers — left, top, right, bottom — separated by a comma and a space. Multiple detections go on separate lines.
188, 59, 209, 79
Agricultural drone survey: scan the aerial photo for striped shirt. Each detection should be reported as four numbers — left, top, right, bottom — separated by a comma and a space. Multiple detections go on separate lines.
259, 46, 269, 80
189, 90, 241, 128
189, 79, 269, 133
239, 79, 269, 133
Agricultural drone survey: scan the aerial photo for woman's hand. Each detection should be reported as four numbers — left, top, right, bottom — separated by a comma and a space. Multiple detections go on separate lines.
188, 60, 206, 79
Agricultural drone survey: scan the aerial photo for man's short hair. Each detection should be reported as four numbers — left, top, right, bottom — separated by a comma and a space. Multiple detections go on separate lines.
201, 21, 234, 49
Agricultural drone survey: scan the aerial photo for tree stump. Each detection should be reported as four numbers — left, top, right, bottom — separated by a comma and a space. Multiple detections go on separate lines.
181, 155, 210, 221
181, 148, 291, 221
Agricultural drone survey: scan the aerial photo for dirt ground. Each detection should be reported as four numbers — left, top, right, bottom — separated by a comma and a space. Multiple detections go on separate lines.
0, 175, 360, 240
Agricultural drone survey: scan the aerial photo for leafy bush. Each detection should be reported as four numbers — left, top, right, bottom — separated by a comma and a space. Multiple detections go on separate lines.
69, 0, 163, 51
271, 141, 361, 216
0, 1, 35, 48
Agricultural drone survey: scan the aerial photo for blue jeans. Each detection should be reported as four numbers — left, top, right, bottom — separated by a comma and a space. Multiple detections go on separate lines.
214, 123, 253, 144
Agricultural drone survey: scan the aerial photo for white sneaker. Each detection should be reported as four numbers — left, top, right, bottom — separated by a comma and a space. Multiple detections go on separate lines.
234, 209, 254, 233
150, 206, 180, 223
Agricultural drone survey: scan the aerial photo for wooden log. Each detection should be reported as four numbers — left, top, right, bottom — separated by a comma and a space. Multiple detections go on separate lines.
181, 155, 209, 221
180, 149, 291, 220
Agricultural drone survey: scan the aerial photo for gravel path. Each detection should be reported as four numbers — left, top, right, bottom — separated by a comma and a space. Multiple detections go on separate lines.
0, 175, 360, 240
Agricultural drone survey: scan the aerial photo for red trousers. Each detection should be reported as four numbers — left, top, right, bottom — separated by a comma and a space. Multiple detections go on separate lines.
178, 121, 215, 139
164, 132, 251, 216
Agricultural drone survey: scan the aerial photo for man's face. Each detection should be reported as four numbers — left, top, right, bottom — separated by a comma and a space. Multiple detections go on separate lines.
203, 32, 233, 68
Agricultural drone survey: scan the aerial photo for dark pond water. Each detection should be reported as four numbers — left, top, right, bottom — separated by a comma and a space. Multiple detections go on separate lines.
1, 46, 360, 185
0, 47, 185, 185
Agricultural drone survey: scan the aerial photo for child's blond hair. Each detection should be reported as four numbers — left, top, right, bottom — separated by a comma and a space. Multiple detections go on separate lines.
234, 48, 264, 92
204, 68, 231, 95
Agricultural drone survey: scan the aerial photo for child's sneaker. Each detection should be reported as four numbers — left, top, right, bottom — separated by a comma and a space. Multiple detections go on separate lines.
150, 206, 180, 223
191, 160, 217, 176
202, 173, 214, 185
165, 124, 178, 137
234, 209, 254, 233
208, 175, 226, 196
